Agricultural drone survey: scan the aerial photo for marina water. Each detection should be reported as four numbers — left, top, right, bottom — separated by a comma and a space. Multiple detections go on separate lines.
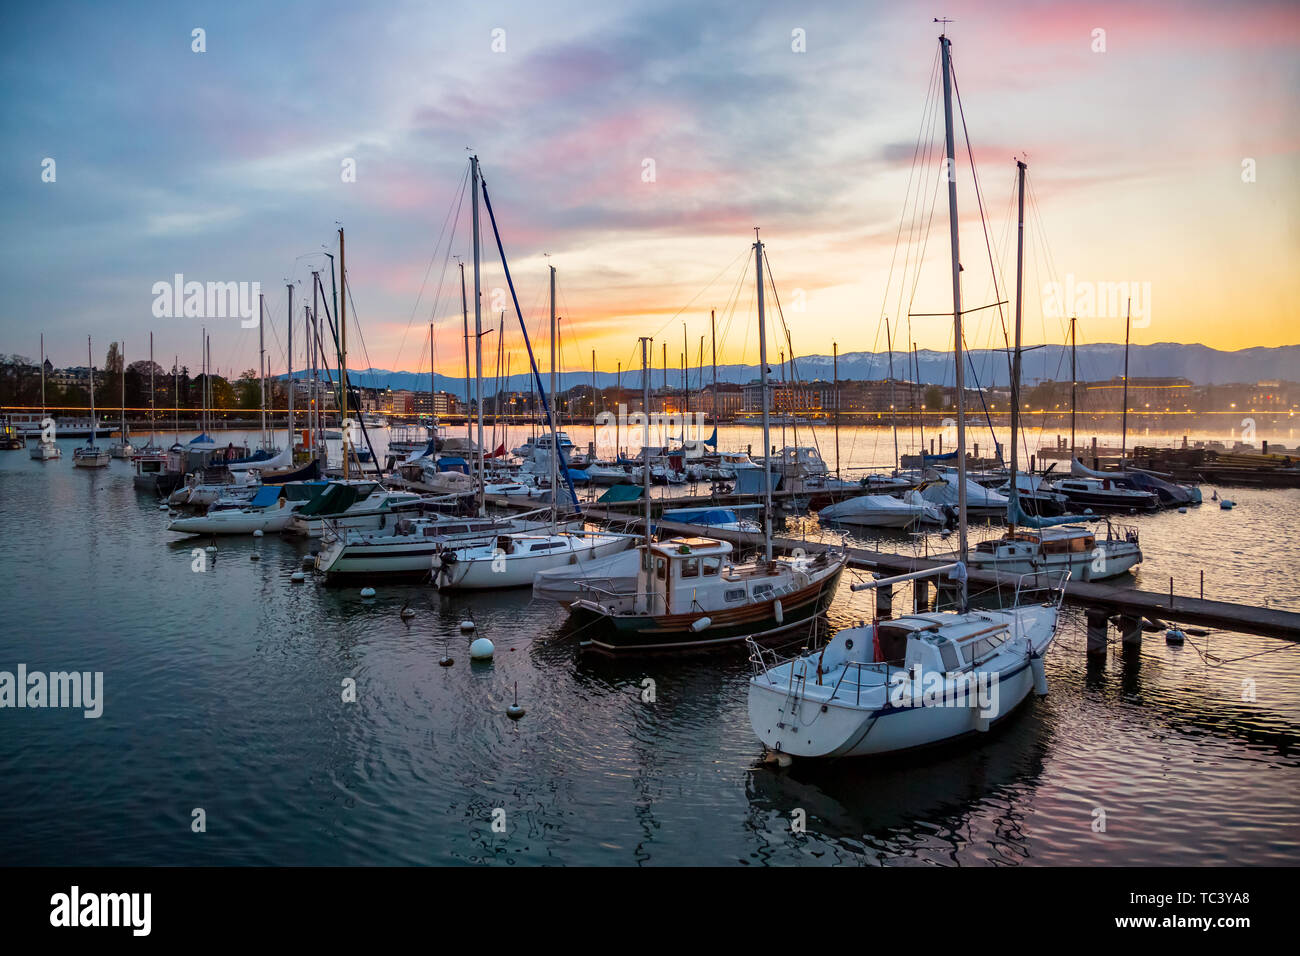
1, 426, 1296, 865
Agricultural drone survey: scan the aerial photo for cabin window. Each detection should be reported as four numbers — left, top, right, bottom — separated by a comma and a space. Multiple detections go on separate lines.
724, 588, 745, 602
1043, 540, 1068, 555
701, 556, 721, 576
530, 541, 562, 552
1071, 536, 1093, 552
655, 558, 667, 581
680, 558, 699, 579
753, 584, 773, 598
938, 642, 960, 672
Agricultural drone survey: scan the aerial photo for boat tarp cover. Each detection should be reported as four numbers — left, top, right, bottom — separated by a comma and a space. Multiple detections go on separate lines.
598, 485, 644, 503
661, 507, 738, 526
249, 485, 282, 508
295, 483, 371, 517
735, 467, 780, 496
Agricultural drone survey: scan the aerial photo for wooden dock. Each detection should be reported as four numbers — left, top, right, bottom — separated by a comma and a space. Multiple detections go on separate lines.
573, 506, 1300, 642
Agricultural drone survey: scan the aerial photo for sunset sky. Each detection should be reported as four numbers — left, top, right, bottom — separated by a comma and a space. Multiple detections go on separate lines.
2, 0, 1297, 382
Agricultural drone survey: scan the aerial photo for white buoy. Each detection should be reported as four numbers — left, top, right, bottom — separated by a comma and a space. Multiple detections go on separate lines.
360, 586, 376, 598
290, 570, 306, 582
469, 637, 494, 660
1083, 507, 1094, 515
158, 503, 169, 511
400, 606, 415, 619
205, 545, 217, 553
1177, 507, 1187, 514
506, 681, 525, 720
1166, 628, 1186, 645
253, 529, 264, 538
250, 552, 260, 561
460, 620, 476, 631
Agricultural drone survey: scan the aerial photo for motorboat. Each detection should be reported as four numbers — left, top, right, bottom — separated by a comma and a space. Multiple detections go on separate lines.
1050, 476, 1158, 512
567, 536, 848, 653
919, 472, 1010, 515
284, 481, 426, 537
315, 510, 574, 581
168, 482, 328, 535
531, 547, 643, 605
431, 529, 634, 590
969, 521, 1141, 581
817, 491, 940, 529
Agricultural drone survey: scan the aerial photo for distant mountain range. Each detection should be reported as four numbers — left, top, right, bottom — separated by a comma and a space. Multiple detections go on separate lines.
286, 343, 1299, 400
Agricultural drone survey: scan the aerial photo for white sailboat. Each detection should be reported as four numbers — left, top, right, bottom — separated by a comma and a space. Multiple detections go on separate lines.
428, 209, 631, 589
29, 333, 61, 460
72, 336, 110, 468
747, 33, 1063, 760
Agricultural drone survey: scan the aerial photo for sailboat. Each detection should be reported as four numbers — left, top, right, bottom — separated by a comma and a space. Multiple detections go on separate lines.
966, 161, 1142, 582
567, 233, 848, 652
30, 333, 62, 460
747, 31, 1064, 759
72, 336, 111, 468
430, 176, 631, 589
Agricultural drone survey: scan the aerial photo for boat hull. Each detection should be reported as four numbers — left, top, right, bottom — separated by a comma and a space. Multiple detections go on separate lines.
573, 561, 844, 654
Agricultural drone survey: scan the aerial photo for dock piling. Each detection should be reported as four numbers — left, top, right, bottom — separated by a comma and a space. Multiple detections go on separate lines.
1086, 609, 1109, 658
1119, 615, 1143, 646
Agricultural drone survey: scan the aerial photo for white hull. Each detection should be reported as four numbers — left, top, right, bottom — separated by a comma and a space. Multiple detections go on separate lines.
818, 494, 930, 528
969, 543, 1140, 581
435, 534, 633, 590
749, 604, 1059, 759
30, 441, 62, 460
72, 449, 110, 468
168, 508, 297, 535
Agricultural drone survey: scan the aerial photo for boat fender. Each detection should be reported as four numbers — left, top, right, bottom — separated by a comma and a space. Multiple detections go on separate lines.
773, 599, 783, 624
690, 617, 711, 632
1031, 655, 1048, 696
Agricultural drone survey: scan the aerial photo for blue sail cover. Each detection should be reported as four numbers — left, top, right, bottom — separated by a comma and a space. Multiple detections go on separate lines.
662, 507, 738, 526
1007, 475, 1088, 529
249, 485, 282, 508
704, 427, 718, 447
922, 451, 958, 462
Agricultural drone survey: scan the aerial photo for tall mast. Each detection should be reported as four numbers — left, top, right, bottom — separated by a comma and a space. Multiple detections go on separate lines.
754, 230, 773, 563
258, 293, 267, 448
591, 349, 597, 454
87, 336, 96, 446
429, 321, 436, 436
914, 339, 926, 470
311, 271, 320, 460
458, 259, 471, 443
39, 332, 46, 419
1009, 159, 1027, 535
886, 317, 899, 471
1069, 316, 1077, 461
549, 266, 559, 529
1120, 297, 1131, 464
833, 341, 840, 478
615, 361, 621, 456
287, 283, 294, 450
639, 336, 652, 552
119, 340, 126, 441
940, 32, 970, 571
173, 355, 179, 444
710, 309, 718, 424
339, 227, 349, 480
471, 157, 485, 515
682, 322, 688, 432
149, 332, 155, 446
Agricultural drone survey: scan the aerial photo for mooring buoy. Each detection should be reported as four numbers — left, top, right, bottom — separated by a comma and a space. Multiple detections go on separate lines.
290, 570, 306, 583
506, 681, 526, 720
360, 586, 376, 598
1166, 628, 1186, 645
469, 637, 494, 660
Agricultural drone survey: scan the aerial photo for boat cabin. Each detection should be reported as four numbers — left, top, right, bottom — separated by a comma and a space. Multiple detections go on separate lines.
642, 537, 734, 615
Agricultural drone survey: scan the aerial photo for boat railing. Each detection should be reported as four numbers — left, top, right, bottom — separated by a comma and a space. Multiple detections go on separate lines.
1104, 520, 1140, 545
1011, 569, 1070, 611
746, 635, 901, 708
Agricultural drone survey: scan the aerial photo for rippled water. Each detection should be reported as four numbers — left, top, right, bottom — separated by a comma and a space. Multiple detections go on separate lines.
0, 428, 1296, 865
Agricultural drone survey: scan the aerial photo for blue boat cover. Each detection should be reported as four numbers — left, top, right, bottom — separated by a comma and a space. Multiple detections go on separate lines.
249, 485, 281, 508
598, 485, 644, 503
437, 456, 468, 473
662, 507, 737, 526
